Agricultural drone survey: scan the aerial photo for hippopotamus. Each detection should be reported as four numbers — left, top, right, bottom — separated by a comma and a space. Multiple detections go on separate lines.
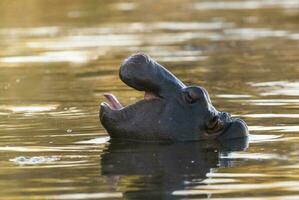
100, 53, 248, 142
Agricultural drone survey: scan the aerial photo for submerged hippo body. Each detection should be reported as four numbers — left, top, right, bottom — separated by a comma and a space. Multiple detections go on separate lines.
100, 53, 248, 142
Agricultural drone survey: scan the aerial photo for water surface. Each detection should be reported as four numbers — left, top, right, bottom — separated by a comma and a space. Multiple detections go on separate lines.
0, 0, 299, 199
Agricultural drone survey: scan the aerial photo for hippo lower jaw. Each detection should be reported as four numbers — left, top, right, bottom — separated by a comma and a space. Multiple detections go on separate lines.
100, 92, 248, 141
100, 90, 167, 140
100, 91, 228, 140
100, 91, 163, 124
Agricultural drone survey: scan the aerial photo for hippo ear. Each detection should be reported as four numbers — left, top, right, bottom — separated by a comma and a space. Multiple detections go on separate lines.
119, 53, 185, 97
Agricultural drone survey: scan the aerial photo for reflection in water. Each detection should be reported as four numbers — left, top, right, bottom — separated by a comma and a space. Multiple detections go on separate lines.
101, 139, 248, 199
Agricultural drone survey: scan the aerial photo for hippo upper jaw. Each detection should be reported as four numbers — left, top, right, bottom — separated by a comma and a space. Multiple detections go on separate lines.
100, 89, 164, 127
100, 92, 248, 141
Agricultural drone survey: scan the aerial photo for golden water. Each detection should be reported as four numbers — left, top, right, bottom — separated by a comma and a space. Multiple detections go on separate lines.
0, 0, 299, 199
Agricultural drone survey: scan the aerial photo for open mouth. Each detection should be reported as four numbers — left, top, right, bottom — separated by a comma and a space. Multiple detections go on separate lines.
102, 91, 161, 111
99, 53, 249, 141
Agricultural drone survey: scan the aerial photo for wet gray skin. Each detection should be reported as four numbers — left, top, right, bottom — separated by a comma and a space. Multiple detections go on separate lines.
100, 53, 249, 142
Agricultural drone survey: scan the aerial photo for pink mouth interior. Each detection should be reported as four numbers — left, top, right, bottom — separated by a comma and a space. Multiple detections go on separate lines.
144, 91, 158, 100
103, 91, 159, 110
103, 93, 123, 110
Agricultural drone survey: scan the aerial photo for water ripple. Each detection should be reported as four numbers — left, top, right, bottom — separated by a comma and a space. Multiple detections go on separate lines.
250, 81, 299, 96
194, 0, 299, 10
0, 105, 59, 113
249, 126, 299, 132
221, 152, 287, 160
10, 156, 60, 165
244, 114, 299, 118
49, 192, 123, 199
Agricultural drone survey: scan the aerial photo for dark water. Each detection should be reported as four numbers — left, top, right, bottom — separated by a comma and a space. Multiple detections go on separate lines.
0, 0, 299, 199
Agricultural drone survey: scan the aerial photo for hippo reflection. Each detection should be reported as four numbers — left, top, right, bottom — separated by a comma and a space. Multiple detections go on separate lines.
100, 53, 248, 141
101, 139, 248, 199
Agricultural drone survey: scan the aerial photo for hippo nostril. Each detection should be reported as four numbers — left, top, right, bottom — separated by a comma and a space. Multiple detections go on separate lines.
220, 112, 232, 123
206, 115, 219, 129
205, 115, 225, 134
224, 112, 231, 118
212, 115, 219, 122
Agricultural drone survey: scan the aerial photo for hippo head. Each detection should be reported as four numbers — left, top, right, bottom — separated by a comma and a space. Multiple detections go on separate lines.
100, 53, 248, 142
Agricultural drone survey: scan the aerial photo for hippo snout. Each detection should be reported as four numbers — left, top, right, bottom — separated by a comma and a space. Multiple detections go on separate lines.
100, 53, 249, 142
219, 118, 249, 140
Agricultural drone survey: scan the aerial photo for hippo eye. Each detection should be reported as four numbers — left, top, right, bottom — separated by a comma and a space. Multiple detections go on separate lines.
183, 91, 197, 104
